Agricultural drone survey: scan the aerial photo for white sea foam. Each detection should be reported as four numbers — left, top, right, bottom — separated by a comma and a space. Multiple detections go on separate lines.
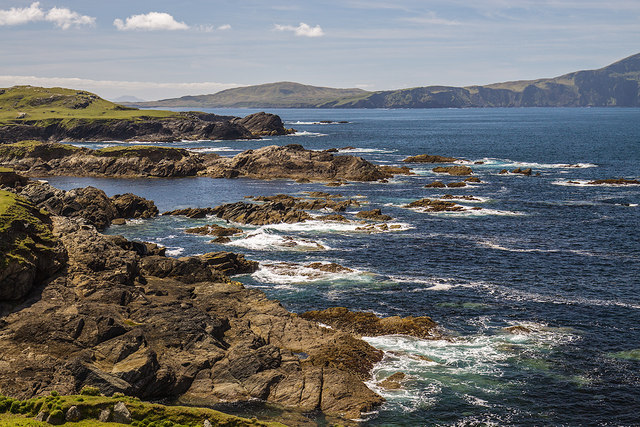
553, 179, 640, 187
406, 206, 524, 217
287, 121, 349, 125
264, 219, 412, 234
337, 147, 398, 154
165, 247, 185, 257
288, 131, 328, 137
470, 158, 597, 169
186, 147, 242, 153
226, 229, 328, 251
251, 261, 368, 285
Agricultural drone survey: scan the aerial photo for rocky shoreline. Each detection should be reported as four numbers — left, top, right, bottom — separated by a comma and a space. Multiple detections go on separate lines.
0, 141, 400, 182
0, 173, 445, 424
0, 111, 294, 143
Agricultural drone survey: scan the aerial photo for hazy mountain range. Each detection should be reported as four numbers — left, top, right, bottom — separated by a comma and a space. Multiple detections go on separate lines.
126, 53, 640, 109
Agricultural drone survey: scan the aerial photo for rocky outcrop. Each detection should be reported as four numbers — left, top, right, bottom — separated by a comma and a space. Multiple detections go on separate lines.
300, 307, 441, 340
511, 168, 532, 176
0, 167, 28, 187
162, 207, 216, 218
0, 190, 66, 300
425, 181, 446, 188
432, 165, 473, 176
403, 154, 458, 163
0, 207, 386, 420
210, 201, 312, 225
201, 144, 393, 182
587, 178, 640, 185
251, 193, 360, 212
231, 112, 295, 136
1, 142, 399, 183
406, 198, 464, 212
15, 181, 157, 230
355, 209, 392, 221
0, 111, 292, 144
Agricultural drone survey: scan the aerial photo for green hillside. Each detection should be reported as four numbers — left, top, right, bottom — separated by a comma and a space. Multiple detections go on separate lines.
128, 81, 371, 108
129, 53, 640, 109
0, 86, 178, 122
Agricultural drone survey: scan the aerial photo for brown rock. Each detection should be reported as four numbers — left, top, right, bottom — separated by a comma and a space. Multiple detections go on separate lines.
402, 154, 457, 163
499, 169, 509, 174
503, 325, 532, 334
424, 181, 446, 188
111, 193, 159, 219
300, 307, 441, 339
406, 198, 464, 212
446, 182, 467, 188
379, 372, 406, 390
306, 262, 353, 273
587, 178, 640, 185
210, 201, 311, 225
185, 224, 243, 237
162, 208, 215, 218
512, 168, 532, 176
464, 177, 481, 183
355, 209, 392, 221
432, 165, 473, 176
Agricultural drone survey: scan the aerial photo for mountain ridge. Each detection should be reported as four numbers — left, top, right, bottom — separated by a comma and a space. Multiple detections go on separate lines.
127, 53, 640, 108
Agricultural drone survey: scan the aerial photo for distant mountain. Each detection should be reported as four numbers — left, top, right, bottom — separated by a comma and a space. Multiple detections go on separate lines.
326, 53, 640, 108
127, 53, 640, 109
112, 95, 147, 103
128, 82, 370, 108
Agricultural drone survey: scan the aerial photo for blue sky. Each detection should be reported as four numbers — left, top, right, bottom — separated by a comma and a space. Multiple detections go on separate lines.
1, 0, 638, 100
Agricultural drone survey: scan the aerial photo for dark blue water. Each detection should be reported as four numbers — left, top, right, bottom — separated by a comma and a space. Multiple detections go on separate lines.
49, 108, 640, 426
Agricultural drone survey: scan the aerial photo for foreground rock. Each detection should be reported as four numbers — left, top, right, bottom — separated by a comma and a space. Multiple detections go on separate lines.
210, 201, 312, 225
1, 141, 399, 183
14, 180, 157, 230
403, 154, 458, 163
300, 307, 442, 340
0, 111, 291, 143
0, 190, 386, 420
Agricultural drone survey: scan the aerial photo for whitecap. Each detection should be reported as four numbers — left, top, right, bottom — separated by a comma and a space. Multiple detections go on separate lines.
471, 158, 597, 169
265, 220, 412, 234
165, 247, 185, 257
337, 147, 398, 154
288, 131, 328, 137
226, 229, 328, 251
251, 261, 368, 285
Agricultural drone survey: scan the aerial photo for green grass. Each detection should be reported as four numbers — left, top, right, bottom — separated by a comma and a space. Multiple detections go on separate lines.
0, 167, 14, 173
0, 393, 285, 427
0, 140, 83, 159
0, 86, 178, 122
0, 190, 56, 270
94, 145, 189, 160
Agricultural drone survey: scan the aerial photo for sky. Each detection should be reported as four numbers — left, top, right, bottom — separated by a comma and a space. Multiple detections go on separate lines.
1, 0, 639, 101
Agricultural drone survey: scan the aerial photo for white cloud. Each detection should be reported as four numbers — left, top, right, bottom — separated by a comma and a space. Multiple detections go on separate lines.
45, 7, 95, 30
218, 24, 231, 31
0, 2, 44, 25
275, 22, 324, 37
0, 2, 93, 28
114, 12, 189, 31
0, 75, 240, 100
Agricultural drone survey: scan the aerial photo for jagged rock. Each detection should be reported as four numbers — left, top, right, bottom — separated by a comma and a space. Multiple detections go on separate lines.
186, 224, 243, 237
446, 182, 466, 188
379, 165, 414, 176
503, 325, 532, 334
35, 411, 48, 421
464, 177, 482, 183
112, 401, 131, 424
204, 420, 213, 427
231, 112, 294, 136
317, 214, 349, 222
210, 201, 311, 225
587, 178, 640, 185
253, 194, 359, 212
424, 181, 446, 188
65, 405, 81, 422
201, 144, 393, 182
406, 198, 464, 212
111, 193, 159, 219
300, 307, 441, 339
0, 168, 29, 188
440, 194, 480, 201
432, 165, 473, 176
47, 410, 65, 425
403, 154, 458, 163
111, 218, 126, 225
355, 209, 392, 221
499, 169, 508, 174
512, 168, 532, 176
162, 207, 216, 218
98, 408, 111, 422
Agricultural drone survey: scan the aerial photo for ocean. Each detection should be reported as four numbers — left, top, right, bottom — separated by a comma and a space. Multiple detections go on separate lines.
47, 107, 640, 426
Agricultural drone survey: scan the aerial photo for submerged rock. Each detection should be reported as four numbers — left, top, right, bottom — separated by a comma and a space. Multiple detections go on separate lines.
379, 372, 407, 390
300, 307, 441, 339
424, 181, 446, 188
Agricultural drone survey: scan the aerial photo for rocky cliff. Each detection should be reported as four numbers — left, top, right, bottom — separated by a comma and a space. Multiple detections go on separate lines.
0, 178, 391, 421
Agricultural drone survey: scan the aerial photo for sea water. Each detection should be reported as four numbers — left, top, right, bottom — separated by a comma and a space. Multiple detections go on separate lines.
48, 108, 640, 426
